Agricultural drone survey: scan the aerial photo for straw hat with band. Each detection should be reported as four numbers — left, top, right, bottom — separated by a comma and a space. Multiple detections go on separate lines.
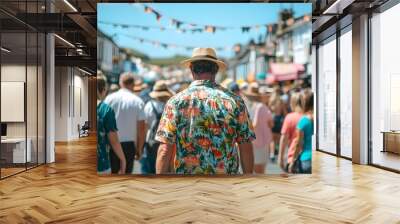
132, 78, 144, 92
149, 81, 173, 99
244, 82, 261, 98
181, 48, 226, 71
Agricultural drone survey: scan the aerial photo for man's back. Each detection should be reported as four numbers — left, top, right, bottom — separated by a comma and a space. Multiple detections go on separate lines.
104, 88, 145, 142
156, 80, 255, 174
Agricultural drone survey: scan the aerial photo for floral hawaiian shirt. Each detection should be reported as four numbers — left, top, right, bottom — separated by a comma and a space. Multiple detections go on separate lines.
155, 80, 256, 174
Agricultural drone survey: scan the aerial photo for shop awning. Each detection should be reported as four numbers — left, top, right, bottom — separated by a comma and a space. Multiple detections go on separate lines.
267, 63, 305, 83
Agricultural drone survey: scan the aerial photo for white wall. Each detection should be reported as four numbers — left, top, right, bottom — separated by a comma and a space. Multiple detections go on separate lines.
1, 65, 32, 137
55, 67, 68, 141
71, 73, 89, 138
2, 64, 46, 164
54, 67, 89, 141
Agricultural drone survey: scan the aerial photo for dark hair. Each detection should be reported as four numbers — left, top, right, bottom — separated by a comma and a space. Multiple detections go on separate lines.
119, 72, 135, 87
190, 60, 219, 75
97, 72, 108, 97
228, 82, 239, 93
301, 89, 313, 112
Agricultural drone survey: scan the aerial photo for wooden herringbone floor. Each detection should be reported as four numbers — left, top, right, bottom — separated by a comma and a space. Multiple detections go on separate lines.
0, 136, 400, 224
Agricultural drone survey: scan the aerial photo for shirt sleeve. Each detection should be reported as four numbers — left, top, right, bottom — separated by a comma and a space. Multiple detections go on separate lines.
235, 97, 256, 144
104, 106, 118, 133
296, 117, 306, 131
138, 98, 146, 121
155, 99, 178, 144
252, 104, 260, 126
144, 102, 155, 125
281, 114, 291, 135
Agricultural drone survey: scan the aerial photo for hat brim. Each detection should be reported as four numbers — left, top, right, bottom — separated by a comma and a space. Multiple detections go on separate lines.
149, 91, 173, 99
181, 57, 226, 71
244, 91, 261, 98
245, 93, 260, 97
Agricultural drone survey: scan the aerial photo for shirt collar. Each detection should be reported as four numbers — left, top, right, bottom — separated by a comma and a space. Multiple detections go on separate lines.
190, 80, 217, 88
119, 88, 133, 93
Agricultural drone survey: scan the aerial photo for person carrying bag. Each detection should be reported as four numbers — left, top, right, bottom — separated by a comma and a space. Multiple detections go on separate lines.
141, 81, 173, 174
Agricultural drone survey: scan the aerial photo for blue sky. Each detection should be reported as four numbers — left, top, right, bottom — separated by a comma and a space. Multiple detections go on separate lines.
98, 3, 311, 59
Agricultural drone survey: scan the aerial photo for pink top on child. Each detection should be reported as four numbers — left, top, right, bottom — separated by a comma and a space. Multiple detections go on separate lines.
281, 112, 302, 163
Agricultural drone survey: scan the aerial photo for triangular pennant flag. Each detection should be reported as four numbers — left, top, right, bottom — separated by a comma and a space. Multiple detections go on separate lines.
154, 11, 162, 21
268, 24, 273, 32
144, 6, 152, 13
176, 21, 182, 29
286, 18, 294, 26
198, 28, 203, 33
241, 27, 250, 33
205, 26, 215, 33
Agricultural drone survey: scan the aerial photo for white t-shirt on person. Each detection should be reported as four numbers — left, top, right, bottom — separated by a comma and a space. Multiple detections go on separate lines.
143, 100, 165, 126
143, 99, 165, 143
104, 88, 145, 143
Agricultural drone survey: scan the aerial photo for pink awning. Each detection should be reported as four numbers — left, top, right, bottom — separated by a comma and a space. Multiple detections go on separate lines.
268, 63, 305, 82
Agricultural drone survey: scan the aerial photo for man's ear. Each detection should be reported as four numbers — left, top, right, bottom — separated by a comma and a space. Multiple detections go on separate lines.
189, 65, 195, 76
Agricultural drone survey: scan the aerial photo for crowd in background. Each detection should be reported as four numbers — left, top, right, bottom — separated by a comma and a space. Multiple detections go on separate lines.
97, 69, 313, 175
222, 78, 314, 174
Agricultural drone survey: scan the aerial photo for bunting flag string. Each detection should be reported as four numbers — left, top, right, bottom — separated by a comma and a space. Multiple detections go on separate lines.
100, 20, 272, 34
112, 33, 234, 52
100, 21, 178, 32
134, 3, 311, 34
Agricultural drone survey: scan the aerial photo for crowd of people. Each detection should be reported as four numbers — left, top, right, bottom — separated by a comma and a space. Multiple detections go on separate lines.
97, 47, 314, 175
235, 81, 314, 174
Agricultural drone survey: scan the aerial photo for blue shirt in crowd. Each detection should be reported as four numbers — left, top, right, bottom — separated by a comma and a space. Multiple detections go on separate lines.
296, 115, 313, 161
97, 101, 118, 173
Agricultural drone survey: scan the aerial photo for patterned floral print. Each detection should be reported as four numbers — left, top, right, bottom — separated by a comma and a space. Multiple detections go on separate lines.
155, 80, 255, 174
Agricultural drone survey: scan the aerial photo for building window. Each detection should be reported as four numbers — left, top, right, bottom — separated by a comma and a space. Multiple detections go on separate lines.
370, 3, 400, 171
0, 2, 46, 179
339, 26, 352, 158
317, 35, 337, 154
